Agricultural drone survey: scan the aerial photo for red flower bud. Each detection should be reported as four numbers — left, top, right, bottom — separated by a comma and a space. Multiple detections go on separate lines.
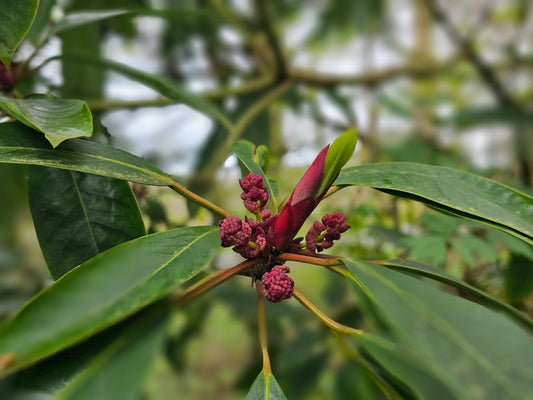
219, 216, 252, 247
240, 173, 269, 213
268, 146, 330, 250
262, 265, 294, 303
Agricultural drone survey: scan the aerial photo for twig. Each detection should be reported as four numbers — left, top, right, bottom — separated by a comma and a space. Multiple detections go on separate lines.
280, 252, 343, 267
293, 288, 361, 335
288, 54, 461, 87
254, 0, 288, 82
426, 0, 513, 105
169, 180, 231, 218
173, 259, 260, 306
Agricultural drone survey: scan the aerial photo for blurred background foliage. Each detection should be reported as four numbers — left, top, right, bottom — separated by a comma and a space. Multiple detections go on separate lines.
2, 0, 533, 398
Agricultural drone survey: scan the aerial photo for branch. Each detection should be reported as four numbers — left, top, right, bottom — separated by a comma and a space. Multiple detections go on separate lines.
254, 0, 288, 82
194, 80, 293, 187
426, 0, 514, 106
85, 75, 273, 111
287, 54, 461, 87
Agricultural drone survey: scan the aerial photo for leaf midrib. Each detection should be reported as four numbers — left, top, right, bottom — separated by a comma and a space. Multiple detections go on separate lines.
70, 171, 99, 255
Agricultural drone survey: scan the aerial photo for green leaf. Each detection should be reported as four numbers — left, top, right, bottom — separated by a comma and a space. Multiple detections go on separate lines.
0, 96, 93, 147
27, 167, 146, 279
233, 140, 278, 213
52, 54, 232, 130
504, 255, 533, 303
245, 371, 287, 400
376, 258, 533, 330
49, 8, 215, 37
319, 128, 357, 195
335, 162, 533, 245
57, 307, 168, 400
451, 235, 498, 267
0, 123, 172, 186
344, 258, 533, 400
0, 226, 219, 376
403, 234, 447, 266
0, 303, 163, 396
0, 0, 38, 66
355, 333, 465, 400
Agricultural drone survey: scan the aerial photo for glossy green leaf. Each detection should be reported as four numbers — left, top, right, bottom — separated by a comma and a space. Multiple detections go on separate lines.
0, 303, 164, 396
233, 140, 278, 213
0, 123, 172, 186
0, 0, 38, 66
245, 371, 287, 400
344, 258, 533, 400
53, 54, 232, 130
355, 333, 465, 400
0, 226, 219, 376
57, 308, 168, 400
335, 162, 533, 245
376, 258, 533, 330
49, 8, 214, 37
0, 96, 93, 147
27, 167, 146, 279
319, 128, 357, 195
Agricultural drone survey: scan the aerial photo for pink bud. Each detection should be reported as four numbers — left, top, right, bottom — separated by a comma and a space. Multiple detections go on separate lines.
262, 265, 294, 303
240, 173, 269, 213
219, 216, 251, 247
268, 146, 329, 250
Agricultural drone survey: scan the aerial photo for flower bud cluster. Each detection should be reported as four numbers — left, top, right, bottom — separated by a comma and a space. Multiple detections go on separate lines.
305, 213, 350, 253
240, 173, 269, 214
219, 172, 351, 303
261, 265, 294, 303
219, 173, 273, 259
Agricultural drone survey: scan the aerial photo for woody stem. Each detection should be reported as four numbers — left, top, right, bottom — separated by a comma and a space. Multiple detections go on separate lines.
173, 259, 260, 306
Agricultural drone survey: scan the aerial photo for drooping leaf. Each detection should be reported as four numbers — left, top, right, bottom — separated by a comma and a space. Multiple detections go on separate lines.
0, 0, 38, 66
49, 8, 215, 37
245, 371, 287, 400
344, 258, 533, 400
50, 54, 232, 130
335, 162, 533, 245
0, 226, 219, 376
27, 167, 146, 279
57, 307, 168, 400
233, 140, 278, 213
0, 96, 93, 147
319, 128, 357, 196
375, 258, 533, 330
0, 123, 172, 186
